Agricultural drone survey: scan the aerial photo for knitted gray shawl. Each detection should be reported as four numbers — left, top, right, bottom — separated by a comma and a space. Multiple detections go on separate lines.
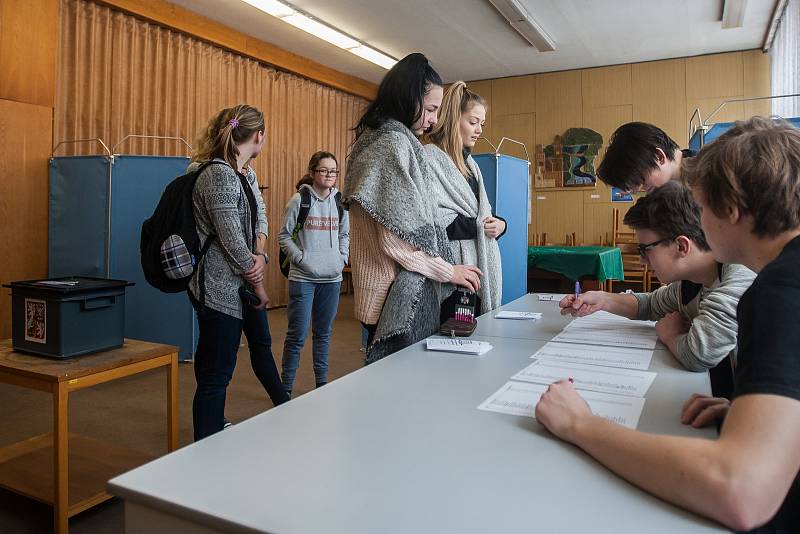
424, 144, 503, 314
344, 119, 454, 363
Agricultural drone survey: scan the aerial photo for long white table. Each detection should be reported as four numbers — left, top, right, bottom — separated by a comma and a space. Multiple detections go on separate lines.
108, 295, 729, 533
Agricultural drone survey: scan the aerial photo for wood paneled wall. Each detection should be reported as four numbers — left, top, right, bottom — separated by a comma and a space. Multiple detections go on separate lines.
55, 0, 368, 307
469, 50, 771, 246
94, 0, 377, 100
0, 0, 58, 339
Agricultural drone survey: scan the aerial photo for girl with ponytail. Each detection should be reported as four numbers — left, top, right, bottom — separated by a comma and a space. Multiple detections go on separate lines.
188, 104, 289, 440
423, 81, 505, 316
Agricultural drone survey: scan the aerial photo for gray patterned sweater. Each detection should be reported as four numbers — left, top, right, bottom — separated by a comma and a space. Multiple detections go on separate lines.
188, 160, 258, 319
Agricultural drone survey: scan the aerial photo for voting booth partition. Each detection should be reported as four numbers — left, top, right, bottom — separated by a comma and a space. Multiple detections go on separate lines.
473, 151, 530, 305
49, 147, 197, 361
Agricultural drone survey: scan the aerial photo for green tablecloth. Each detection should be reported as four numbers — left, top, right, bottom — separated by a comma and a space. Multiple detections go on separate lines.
527, 246, 624, 282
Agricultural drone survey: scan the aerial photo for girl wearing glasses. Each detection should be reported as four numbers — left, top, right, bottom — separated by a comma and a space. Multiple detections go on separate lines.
278, 151, 349, 396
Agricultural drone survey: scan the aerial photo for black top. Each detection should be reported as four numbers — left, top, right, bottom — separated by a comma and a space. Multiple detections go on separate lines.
446, 149, 507, 241
681, 264, 734, 400
734, 235, 800, 534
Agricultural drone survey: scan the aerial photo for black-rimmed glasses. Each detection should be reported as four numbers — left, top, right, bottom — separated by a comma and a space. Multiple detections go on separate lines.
637, 237, 672, 257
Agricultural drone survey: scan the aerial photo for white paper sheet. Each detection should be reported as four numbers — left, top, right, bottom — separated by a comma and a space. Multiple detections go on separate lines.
554, 312, 658, 349
426, 338, 493, 355
477, 381, 646, 429
537, 293, 567, 302
494, 311, 543, 320
512, 359, 657, 397
530, 341, 654, 370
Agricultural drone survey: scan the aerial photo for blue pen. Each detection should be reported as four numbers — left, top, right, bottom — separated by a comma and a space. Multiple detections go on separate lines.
574, 280, 581, 300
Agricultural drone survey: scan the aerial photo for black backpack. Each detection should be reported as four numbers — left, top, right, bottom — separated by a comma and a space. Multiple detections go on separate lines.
279, 188, 344, 278
141, 160, 253, 293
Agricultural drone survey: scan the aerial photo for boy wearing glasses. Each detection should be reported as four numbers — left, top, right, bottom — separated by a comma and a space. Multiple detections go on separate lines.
560, 182, 754, 393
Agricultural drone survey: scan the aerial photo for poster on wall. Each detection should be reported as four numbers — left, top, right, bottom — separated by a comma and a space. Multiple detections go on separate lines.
611, 187, 633, 202
534, 128, 603, 188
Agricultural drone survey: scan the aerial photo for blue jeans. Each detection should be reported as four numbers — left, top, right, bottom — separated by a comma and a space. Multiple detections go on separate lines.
281, 281, 341, 394
190, 295, 289, 441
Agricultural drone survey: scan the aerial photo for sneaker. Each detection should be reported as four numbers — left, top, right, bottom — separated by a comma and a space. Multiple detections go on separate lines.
223, 418, 233, 429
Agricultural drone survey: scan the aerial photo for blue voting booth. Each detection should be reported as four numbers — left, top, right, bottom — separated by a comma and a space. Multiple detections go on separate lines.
473, 151, 530, 305
49, 148, 197, 360
689, 116, 800, 151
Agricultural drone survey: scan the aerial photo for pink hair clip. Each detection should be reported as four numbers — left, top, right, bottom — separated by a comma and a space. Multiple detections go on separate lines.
228, 118, 239, 128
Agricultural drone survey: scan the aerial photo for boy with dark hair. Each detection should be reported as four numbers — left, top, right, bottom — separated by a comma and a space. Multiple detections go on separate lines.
561, 181, 754, 383
539, 117, 800, 533
598, 122, 693, 192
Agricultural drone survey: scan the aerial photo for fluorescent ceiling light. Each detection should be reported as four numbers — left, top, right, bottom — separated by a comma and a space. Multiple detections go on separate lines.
240, 0, 397, 69
349, 45, 397, 70
722, 0, 747, 28
241, 0, 294, 18
282, 14, 360, 49
488, 0, 557, 52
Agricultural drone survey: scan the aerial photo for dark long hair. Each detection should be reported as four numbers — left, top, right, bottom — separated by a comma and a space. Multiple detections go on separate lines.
353, 53, 442, 139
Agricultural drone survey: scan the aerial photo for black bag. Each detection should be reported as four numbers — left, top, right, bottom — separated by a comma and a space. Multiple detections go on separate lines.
141, 160, 254, 293
278, 189, 345, 278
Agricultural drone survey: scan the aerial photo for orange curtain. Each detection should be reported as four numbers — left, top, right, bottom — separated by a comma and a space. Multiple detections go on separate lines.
55, 0, 367, 305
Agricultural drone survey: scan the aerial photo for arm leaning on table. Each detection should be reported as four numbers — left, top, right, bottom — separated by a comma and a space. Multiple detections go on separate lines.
536, 384, 800, 532
637, 266, 753, 372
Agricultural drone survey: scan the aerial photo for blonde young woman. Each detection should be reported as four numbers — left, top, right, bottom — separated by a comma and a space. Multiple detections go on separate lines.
423, 81, 505, 318
189, 104, 288, 440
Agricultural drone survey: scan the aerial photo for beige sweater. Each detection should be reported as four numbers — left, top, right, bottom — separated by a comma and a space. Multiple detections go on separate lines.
349, 203, 454, 324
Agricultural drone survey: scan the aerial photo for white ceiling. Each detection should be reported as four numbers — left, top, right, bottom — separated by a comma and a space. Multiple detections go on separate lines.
168, 0, 776, 85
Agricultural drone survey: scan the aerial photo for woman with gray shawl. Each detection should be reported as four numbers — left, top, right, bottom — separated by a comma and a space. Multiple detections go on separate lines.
423, 82, 505, 317
343, 54, 482, 363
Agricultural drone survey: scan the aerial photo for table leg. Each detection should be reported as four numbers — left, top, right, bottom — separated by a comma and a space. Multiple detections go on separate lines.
53, 381, 68, 534
167, 353, 179, 452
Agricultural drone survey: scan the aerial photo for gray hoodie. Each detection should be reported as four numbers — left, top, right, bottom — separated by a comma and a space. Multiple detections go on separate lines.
278, 184, 350, 283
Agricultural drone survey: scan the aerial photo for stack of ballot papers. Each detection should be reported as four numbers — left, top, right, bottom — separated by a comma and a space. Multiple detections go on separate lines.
552, 311, 658, 350
426, 338, 493, 355
494, 311, 542, 320
478, 309, 659, 429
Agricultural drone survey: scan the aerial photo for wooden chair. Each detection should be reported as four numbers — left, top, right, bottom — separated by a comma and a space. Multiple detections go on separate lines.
608, 208, 648, 293
566, 232, 577, 246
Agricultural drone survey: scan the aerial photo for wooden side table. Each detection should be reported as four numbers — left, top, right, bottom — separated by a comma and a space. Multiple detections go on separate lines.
0, 339, 179, 533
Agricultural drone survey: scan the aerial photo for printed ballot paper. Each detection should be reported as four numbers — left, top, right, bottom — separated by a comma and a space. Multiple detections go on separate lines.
478, 381, 646, 429
426, 338, 493, 355
530, 341, 654, 370
512, 359, 656, 397
494, 311, 543, 320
